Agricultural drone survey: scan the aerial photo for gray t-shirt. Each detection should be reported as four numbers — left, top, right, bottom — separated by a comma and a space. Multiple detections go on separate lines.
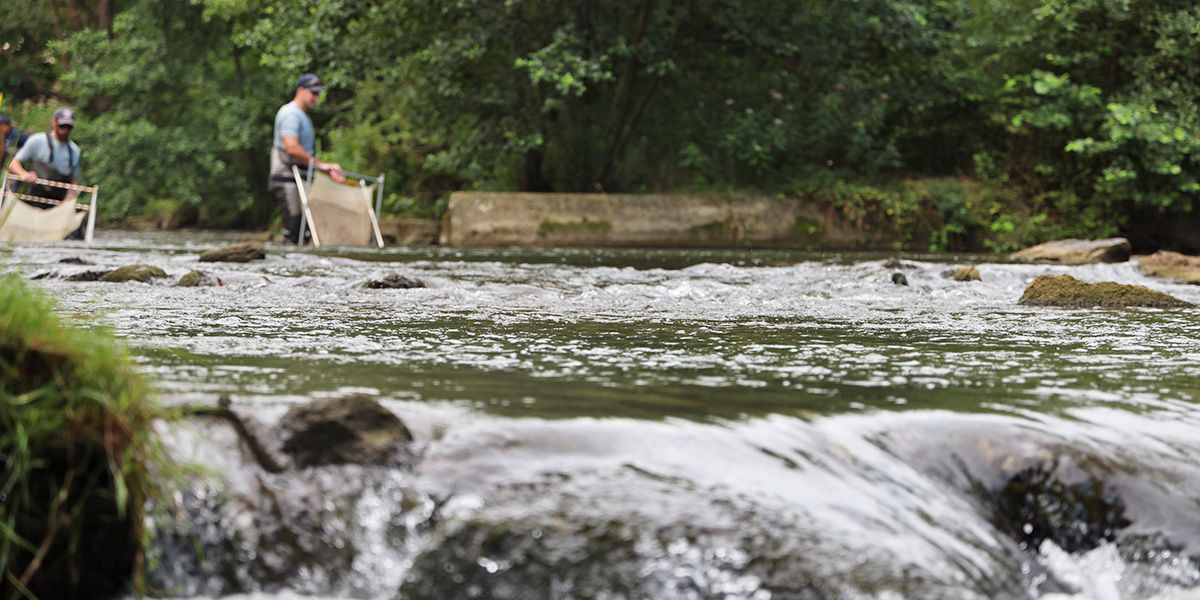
14, 132, 80, 178
269, 101, 314, 177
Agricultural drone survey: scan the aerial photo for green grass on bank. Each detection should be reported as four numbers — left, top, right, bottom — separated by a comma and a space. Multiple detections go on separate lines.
1, 271, 168, 599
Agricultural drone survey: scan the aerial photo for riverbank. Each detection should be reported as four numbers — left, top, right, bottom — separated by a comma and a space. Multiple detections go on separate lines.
107, 177, 1200, 253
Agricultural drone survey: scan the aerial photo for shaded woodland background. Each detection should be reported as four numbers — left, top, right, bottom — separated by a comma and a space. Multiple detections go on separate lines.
4, 0, 1200, 250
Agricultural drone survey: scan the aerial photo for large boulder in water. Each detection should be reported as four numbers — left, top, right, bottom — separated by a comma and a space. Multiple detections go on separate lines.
199, 241, 265, 263
278, 395, 414, 468
1137, 250, 1200, 284
1018, 274, 1192, 308
1011, 238, 1131, 265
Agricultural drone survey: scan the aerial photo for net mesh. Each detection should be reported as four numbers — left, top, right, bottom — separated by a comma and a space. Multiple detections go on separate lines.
305, 172, 377, 247
0, 191, 87, 242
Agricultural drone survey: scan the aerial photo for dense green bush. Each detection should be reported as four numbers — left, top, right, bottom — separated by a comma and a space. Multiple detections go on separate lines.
5, 0, 1198, 239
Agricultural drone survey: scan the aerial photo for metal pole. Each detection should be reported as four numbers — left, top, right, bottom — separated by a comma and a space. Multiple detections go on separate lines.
85, 187, 97, 243
376, 173, 385, 217
292, 165, 321, 247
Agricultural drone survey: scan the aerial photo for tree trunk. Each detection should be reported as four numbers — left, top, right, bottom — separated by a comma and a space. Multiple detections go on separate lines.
597, 0, 655, 190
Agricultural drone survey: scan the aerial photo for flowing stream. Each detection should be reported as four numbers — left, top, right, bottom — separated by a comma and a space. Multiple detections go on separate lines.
9, 231, 1200, 600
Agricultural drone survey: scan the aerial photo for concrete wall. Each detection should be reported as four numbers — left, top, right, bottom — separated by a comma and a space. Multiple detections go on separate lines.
439, 192, 901, 249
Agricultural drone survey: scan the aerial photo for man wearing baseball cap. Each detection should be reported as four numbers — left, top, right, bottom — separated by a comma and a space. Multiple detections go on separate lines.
8, 108, 82, 210
267, 73, 345, 244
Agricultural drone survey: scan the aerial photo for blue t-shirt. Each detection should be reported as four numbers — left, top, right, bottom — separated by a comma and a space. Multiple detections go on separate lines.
270, 101, 315, 177
13, 132, 80, 178
274, 101, 314, 155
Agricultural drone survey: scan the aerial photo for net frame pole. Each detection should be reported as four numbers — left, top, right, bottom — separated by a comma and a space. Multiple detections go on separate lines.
291, 164, 321, 247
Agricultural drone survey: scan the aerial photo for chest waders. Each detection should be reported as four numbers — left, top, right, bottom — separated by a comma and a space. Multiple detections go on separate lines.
26, 132, 77, 209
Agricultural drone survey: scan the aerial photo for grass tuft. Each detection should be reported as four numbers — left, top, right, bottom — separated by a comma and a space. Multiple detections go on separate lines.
1, 270, 169, 600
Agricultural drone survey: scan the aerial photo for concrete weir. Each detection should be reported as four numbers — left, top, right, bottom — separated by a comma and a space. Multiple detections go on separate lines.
439, 192, 901, 249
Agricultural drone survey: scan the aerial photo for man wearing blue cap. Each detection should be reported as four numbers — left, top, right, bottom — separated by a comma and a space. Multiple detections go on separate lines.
8, 108, 81, 209
267, 73, 345, 244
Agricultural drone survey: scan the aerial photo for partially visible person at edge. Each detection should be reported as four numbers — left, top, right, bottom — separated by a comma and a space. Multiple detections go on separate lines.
8, 108, 81, 211
0, 115, 29, 171
268, 73, 344, 244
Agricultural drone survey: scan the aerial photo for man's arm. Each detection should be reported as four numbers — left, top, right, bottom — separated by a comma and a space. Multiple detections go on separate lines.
7, 157, 36, 184
281, 135, 345, 183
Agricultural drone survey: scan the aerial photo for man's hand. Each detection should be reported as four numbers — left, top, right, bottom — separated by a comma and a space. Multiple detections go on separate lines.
327, 164, 346, 184
21, 171, 37, 184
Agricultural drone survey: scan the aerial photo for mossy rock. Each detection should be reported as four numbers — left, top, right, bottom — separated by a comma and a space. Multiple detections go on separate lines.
1018, 274, 1192, 308
953, 266, 980, 282
99, 264, 169, 283
175, 270, 224, 287
1137, 250, 1200, 285
199, 241, 266, 263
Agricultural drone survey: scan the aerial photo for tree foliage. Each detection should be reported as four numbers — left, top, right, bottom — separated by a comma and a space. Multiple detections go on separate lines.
2, 0, 1199, 233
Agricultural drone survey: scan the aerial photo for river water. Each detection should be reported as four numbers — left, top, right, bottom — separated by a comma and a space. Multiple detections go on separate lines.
10, 231, 1200, 600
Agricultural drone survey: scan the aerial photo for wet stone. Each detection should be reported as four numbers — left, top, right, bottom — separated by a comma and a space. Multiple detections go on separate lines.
99, 265, 168, 283
891, 272, 908, 286
884, 257, 917, 270
1137, 250, 1200, 285
278, 394, 414, 468
174, 270, 224, 287
199, 241, 265, 263
993, 464, 1131, 553
58, 257, 92, 265
1011, 237, 1131, 265
65, 270, 109, 282
364, 273, 427, 289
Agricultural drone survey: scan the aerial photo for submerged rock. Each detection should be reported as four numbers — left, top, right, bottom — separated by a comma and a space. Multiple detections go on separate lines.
199, 241, 265, 263
65, 270, 110, 282
364, 273, 427, 289
1011, 238, 1131, 265
279, 395, 414, 468
58, 257, 92, 265
174, 270, 224, 287
1137, 250, 1200, 285
1018, 274, 1192, 308
99, 264, 168, 283
883, 257, 917, 270
993, 463, 1131, 553
891, 272, 909, 286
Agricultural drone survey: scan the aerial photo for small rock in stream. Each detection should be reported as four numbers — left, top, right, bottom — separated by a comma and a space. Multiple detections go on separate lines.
364, 273, 427, 289
199, 241, 266, 263
891, 272, 908, 286
174, 270, 224, 287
